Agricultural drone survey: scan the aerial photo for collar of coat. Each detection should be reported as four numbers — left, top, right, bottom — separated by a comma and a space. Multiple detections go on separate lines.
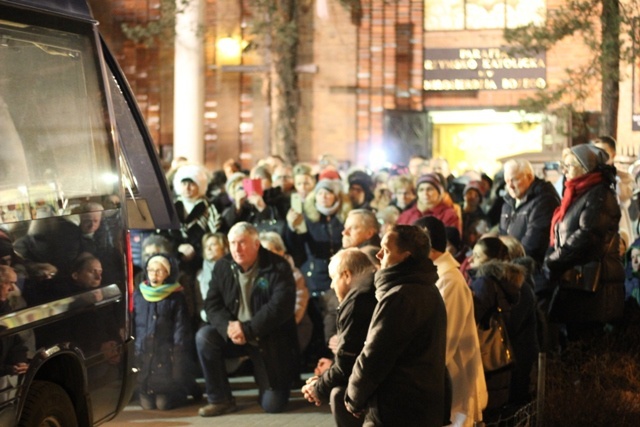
374, 256, 439, 299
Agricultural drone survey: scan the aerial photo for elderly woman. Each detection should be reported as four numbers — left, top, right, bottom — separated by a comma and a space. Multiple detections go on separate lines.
544, 144, 625, 342
397, 173, 460, 233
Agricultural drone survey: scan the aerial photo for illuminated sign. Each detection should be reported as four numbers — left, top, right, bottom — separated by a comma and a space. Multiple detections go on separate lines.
423, 47, 546, 91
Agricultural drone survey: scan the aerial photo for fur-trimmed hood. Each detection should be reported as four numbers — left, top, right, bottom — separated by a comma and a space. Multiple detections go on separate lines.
475, 259, 525, 299
303, 188, 353, 223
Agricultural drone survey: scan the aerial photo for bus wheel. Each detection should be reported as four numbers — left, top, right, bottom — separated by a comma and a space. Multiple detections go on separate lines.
18, 380, 78, 427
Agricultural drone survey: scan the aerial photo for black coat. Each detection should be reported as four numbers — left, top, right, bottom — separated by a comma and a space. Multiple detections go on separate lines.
133, 288, 194, 396
545, 171, 625, 324
470, 260, 536, 409
204, 247, 299, 390
499, 178, 560, 267
346, 256, 447, 427
314, 272, 377, 400
284, 213, 344, 294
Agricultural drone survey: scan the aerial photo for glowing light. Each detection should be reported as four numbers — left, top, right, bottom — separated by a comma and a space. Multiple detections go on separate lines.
216, 37, 242, 65
368, 148, 387, 171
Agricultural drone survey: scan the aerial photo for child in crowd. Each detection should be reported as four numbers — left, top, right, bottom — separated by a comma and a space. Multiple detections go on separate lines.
134, 254, 197, 410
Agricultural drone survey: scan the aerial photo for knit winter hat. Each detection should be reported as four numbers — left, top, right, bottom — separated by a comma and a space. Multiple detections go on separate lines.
314, 178, 343, 196
348, 170, 374, 201
318, 168, 341, 181
146, 254, 171, 276
463, 180, 484, 201
412, 216, 447, 253
570, 144, 609, 173
173, 164, 210, 198
416, 173, 444, 194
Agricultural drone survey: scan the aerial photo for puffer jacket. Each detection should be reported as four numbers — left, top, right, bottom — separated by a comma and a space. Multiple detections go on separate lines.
545, 170, 624, 324
499, 178, 560, 266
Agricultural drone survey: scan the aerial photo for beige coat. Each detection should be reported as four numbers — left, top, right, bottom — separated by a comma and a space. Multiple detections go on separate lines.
433, 251, 488, 427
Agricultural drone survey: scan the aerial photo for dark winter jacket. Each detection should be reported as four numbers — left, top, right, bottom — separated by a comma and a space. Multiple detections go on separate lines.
133, 287, 194, 396
499, 178, 560, 268
314, 272, 377, 401
545, 170, 624, 324
470, 260, 535, 409
284, 190, 351, 294
204, 247, 299, 390
346, 256, 447, 427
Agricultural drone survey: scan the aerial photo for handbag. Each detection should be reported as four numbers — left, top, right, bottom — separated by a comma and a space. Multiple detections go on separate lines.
559, 261, 601, 293
558, 238, 614, 293
477, 282, 515, 373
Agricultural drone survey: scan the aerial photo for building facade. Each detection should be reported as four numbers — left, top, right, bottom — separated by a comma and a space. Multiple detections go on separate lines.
93, 0, 639, 175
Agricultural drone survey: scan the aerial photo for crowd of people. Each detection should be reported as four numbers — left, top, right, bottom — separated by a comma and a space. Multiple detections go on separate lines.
127, 138, 639, 425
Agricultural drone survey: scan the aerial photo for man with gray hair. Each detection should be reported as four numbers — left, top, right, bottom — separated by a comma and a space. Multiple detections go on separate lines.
500, 159, 560, 272
302, 248, 377, 427
500, 159, 559, 351
341, 209, 381, 265
196, 222, 298, 417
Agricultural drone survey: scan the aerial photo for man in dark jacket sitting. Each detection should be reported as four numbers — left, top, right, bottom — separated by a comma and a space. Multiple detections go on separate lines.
196, 222, 298, 417
345, 225, 448, 426
302, 248, 378, 427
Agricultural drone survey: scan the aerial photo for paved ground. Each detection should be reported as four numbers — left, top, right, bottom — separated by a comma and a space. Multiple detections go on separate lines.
104, 375, 335, 427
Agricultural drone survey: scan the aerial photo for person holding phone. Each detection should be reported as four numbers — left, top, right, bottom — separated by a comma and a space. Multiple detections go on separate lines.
285, 175, 353, 362
221, 172, 280, 233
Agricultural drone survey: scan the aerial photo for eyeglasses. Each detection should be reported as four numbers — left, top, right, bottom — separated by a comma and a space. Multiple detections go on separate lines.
562, 163, 581, 170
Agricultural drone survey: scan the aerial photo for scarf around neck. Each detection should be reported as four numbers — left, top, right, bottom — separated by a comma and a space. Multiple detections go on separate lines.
139, 282, 182, 302
316, 199, 341, 217
549, 171, 603, 246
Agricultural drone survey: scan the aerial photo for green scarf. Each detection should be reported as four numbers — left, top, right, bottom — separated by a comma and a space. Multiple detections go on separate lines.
139, 282, 182, 302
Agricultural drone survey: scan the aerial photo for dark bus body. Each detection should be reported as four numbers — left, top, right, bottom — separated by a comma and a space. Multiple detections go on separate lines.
0, 0, 177, 425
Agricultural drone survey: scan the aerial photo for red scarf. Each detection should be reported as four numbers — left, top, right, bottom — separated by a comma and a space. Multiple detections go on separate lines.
549, 171, 603, 246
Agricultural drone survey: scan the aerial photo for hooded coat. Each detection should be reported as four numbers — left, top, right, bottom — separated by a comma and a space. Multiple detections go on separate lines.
470, 260, 530, 412
346, 256, 447, 427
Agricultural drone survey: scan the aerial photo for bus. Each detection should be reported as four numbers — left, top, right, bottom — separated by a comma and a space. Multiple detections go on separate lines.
0, 0, 178, 425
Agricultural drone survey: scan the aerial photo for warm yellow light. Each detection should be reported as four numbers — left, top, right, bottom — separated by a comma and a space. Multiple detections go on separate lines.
216, 36, 242, 65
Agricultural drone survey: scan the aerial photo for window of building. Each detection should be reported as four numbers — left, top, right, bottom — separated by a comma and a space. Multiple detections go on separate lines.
425, 0, 546, 31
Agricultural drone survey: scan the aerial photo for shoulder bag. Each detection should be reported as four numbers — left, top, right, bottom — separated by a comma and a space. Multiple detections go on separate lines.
477, 281, 515, 373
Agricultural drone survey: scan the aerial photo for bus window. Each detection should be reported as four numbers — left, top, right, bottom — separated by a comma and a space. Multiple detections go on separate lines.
0, 20, 117, 221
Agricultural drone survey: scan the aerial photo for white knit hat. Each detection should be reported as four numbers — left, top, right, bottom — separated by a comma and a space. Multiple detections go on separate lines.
147, 255, 171, 276
173, 164, 210, 198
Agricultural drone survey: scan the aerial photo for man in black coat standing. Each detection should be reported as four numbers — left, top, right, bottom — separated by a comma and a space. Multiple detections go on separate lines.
345, 225, 448, 426
302, 248, 378, 427
196, 222, 298, 417
500, 159, 560, 351
500, 159, 560, 270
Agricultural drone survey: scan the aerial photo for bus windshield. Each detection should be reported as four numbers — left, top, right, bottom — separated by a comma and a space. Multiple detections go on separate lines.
0, 18, 117, 219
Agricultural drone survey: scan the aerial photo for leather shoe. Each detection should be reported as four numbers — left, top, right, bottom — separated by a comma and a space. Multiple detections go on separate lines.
198, 398, 237, 417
